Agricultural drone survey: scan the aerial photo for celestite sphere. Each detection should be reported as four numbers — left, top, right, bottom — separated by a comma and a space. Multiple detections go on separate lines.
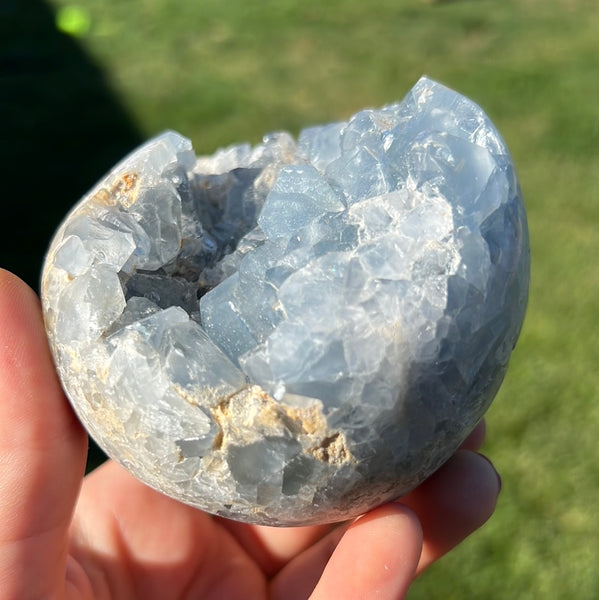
41, 77, 529, 526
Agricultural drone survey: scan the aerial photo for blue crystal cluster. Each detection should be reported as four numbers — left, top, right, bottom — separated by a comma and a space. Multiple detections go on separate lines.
41, 77, 529, 525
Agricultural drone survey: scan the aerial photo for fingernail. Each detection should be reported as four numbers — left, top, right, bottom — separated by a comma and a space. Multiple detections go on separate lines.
477, 452, 502, 493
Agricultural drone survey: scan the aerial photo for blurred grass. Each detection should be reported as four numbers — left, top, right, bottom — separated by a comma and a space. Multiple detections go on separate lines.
26, 0, 599, 596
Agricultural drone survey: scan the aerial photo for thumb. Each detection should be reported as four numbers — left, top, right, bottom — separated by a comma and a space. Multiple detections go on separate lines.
0, 269, 87, 599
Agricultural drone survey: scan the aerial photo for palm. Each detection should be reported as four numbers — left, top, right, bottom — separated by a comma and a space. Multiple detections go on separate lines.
69, 461, 329, 599
0, 269, 500, 600
69, 442, 484, 600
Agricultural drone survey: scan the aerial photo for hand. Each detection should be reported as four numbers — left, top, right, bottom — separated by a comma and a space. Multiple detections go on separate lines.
0, 269, 500, 599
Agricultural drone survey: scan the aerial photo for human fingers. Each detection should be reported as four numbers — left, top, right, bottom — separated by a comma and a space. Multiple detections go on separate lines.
215, 519, 333, 576
459, 419, 486, 451
271, 503, 422, 600
399, 449, 501, 574
0, 269, 88, 598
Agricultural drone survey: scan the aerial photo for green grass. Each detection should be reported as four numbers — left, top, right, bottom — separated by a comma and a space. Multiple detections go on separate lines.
44, 0, 599, 597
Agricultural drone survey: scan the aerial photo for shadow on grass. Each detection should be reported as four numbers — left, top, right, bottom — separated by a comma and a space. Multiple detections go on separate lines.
0, 0, 144, 471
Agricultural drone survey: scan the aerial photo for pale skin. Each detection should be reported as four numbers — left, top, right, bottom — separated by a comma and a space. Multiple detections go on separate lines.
0, 268, 500, 599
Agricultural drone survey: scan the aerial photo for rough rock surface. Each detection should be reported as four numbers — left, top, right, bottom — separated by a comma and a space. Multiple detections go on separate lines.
41, 77, 529, 526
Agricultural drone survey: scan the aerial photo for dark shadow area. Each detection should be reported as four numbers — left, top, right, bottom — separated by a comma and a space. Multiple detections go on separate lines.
0, 0, 144, 471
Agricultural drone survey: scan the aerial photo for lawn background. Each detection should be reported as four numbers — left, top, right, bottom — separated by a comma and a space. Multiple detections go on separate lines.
2, 0, 598, 597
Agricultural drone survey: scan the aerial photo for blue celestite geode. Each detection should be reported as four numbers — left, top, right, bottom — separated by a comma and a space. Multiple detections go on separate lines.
41, 77, 529, 526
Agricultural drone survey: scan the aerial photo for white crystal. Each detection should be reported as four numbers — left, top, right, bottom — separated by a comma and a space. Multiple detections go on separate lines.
258, 165, 344, 239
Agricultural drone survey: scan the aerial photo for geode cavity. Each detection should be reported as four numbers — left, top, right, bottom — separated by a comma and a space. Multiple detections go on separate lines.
41, 77, 529, 526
